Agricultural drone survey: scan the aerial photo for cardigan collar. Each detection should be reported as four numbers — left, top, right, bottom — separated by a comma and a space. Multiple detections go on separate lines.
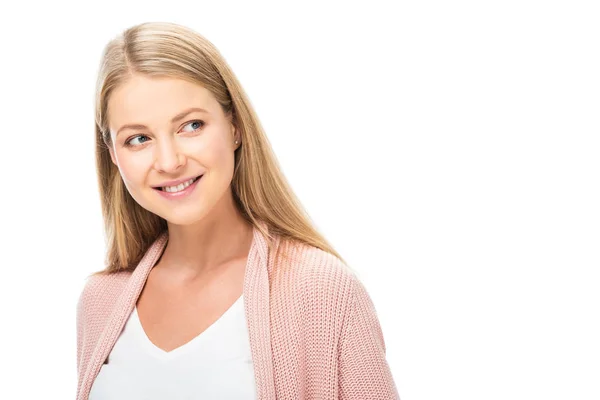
80, 220, 278, 400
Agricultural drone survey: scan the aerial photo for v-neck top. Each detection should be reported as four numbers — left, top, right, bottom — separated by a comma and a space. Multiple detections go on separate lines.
77, 221, 400, 399
88, 294, 256, 399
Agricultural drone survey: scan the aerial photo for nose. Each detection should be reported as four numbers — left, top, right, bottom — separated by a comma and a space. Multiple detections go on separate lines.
153, 137, 186, 173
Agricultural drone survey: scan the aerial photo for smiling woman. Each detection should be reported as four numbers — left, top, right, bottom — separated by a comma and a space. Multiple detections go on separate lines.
77, 21, 400, 400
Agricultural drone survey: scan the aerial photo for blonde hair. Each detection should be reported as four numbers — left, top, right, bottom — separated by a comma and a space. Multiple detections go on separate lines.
92, 21, 345, 276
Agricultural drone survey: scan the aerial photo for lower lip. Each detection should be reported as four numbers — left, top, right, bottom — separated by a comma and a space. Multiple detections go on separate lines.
154, 175, 202, 199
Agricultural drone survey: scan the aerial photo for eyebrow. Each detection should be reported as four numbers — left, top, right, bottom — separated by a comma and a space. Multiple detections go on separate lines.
115, 107, 209, 137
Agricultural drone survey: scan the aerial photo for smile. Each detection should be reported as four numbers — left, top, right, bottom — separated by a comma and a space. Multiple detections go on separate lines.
159, 175, 201, 192
154, 175, 203, 198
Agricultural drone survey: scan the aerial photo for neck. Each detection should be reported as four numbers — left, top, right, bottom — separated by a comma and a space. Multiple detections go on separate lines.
157, 189, 254, 280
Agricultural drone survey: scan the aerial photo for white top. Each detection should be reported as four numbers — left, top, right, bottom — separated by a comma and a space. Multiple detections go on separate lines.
89, 294, 256, 400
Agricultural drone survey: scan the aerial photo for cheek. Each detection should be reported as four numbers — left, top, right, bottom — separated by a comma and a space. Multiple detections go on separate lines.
193, 136, 233, 167
114, 151, 150, 186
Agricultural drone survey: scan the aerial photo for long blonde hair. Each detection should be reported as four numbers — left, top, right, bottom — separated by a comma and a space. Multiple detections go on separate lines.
92, 21, 345, 276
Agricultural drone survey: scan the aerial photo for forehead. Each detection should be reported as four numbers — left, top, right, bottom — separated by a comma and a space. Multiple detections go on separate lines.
107, 75, 217, 128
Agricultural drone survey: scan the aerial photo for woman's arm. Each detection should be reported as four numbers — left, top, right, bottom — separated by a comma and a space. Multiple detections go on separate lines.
338, 276, 400, 399
76, 289, 84, 377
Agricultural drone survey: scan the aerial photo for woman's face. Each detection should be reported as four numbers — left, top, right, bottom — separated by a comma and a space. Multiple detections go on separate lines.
106, 74, 239, 225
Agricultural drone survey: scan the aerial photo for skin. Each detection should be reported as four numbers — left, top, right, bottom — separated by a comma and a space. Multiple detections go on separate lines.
107, 74, 253, 285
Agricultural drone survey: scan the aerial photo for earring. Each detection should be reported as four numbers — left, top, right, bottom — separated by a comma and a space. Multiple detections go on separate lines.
235, 140, 238, 145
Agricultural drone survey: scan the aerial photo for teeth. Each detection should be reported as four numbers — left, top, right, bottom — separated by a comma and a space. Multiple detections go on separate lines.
162, 177, 197, 193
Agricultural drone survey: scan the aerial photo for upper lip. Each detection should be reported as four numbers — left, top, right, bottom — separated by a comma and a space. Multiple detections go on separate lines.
152, 174, 202, 188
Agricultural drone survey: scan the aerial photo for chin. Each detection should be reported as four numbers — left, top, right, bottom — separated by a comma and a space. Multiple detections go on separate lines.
155, 206, 210, 226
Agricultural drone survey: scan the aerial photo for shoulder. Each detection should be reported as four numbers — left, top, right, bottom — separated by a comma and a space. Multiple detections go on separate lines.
75, 270, 132, 377
272, 239, 383, 353
76, 270, 132, 326
275, 239, 366, 316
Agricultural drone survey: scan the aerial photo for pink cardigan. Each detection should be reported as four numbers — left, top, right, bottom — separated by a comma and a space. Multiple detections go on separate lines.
76, 221, 400, 399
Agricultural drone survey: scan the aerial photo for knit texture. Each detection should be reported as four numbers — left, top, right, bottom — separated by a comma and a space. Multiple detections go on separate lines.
76, 221, 400, 399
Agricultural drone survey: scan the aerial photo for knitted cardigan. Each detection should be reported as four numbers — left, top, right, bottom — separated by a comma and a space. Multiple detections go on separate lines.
76, 221, 400, 399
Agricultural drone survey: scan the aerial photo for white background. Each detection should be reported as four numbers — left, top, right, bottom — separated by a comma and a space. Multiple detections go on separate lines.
0, 1, 598, 399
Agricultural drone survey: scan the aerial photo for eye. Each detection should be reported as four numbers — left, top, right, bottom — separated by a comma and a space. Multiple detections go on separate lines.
125, 135, 150, 147
181, 120, 205, 133
123, 120, 205, 148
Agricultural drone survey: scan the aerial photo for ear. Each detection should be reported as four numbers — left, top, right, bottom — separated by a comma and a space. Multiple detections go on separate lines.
231, 125, 240, 147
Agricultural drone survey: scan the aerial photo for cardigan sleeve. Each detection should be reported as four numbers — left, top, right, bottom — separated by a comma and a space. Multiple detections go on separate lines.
76, 275, 94, 379
338, 275, 400, 399
76, 280, 87, 377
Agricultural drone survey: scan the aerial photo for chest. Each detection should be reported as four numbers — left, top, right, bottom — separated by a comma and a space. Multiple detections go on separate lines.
90, 285, 255, 399
135, 261, 246, 353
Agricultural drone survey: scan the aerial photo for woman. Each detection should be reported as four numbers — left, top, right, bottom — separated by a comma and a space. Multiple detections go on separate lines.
76, 21, 399, 400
